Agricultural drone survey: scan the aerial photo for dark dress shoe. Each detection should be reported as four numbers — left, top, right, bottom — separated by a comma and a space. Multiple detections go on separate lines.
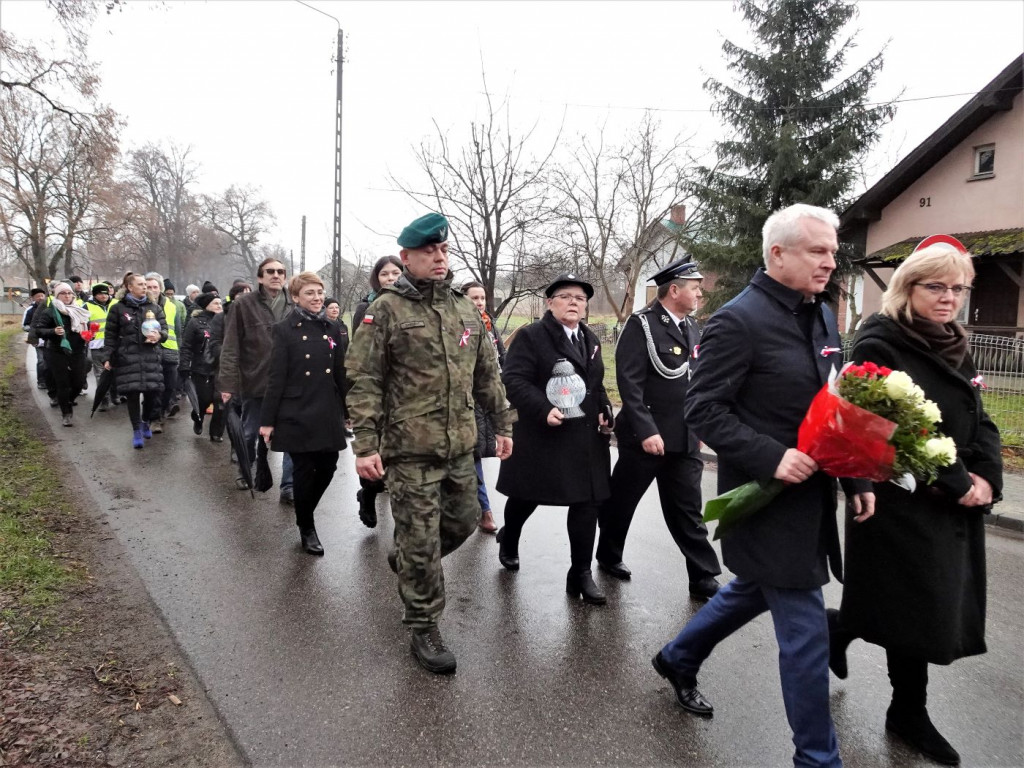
280, 488, 295, 506
652, 652, 714, 717
886, 706, 960, 765
410, 626, 456, 674
495, 527, 519, 571
210, 435, 224, 443
688, 576, 720, 601
387, 550, 398, 574
566, 570, 607, 605
356, 489, 378, 528
598, 560, 632, 580
299, 528, 324, 556
826, 608, 852, 679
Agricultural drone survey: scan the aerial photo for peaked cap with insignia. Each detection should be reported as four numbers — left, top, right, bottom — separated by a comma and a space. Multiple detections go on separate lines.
397, 212, 449, 249
650, 259, 703, 286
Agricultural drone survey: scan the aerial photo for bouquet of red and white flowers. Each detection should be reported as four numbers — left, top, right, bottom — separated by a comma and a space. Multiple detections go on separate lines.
703, 361, 957, 539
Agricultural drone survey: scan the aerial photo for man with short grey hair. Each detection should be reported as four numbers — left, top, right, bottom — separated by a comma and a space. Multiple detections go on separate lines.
651, 203, 875, 768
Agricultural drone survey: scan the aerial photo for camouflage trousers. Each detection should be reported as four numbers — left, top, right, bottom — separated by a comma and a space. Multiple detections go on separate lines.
388, 453, 479, 628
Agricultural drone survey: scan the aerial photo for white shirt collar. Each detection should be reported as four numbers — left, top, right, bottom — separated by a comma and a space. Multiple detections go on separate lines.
560, 322, 580, 340
660, 302, 685, 327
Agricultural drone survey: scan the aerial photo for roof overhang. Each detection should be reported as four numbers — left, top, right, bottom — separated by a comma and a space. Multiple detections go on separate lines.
840, 55, 1023, 234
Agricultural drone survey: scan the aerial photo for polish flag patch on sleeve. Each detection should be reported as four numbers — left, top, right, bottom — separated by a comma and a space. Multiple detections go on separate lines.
362, 315, 374, 324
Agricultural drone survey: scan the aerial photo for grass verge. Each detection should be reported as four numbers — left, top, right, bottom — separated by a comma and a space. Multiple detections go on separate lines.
0, 329, 82, 637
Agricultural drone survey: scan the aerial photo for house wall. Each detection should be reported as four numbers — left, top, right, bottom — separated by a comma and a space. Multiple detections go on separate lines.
866, 91, 1024, 256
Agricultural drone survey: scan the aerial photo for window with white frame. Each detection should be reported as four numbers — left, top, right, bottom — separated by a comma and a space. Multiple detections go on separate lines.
973, 144, 995, 178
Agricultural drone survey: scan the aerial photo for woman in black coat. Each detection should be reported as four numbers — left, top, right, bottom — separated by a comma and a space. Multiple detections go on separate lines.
32, 282, 90, 427
495, 276, 613, 604
350, 255, 403, 528
831, 245, 1002, 767
260, 272, 348, 556
103, 274, 168, 448
179, 293, 225, 441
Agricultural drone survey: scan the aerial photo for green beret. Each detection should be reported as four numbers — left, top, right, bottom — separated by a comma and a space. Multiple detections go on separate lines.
397, 212, 449, 249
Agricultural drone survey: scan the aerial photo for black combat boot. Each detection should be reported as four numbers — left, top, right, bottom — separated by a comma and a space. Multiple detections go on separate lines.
410, 626, 456, 674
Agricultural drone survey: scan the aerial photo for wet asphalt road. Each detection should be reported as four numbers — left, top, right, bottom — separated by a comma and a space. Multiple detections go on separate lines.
28, 353, 1024, 767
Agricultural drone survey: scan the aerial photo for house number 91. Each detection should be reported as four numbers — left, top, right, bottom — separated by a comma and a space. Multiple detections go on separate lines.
919, 197, 931, 207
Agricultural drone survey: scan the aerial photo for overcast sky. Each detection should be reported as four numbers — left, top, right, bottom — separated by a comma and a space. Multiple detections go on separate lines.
2, 0, 1022, 275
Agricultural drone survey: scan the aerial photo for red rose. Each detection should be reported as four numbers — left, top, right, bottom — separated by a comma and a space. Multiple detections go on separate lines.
879, 366, 893, 376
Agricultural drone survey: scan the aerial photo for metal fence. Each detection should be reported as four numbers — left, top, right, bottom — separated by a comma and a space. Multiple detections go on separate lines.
843, 332, 1024, 444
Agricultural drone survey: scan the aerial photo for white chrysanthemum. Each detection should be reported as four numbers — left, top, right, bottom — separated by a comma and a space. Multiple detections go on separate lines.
920, 399, 942, 424
884, 370, 916, 400
924, 436, 957, 465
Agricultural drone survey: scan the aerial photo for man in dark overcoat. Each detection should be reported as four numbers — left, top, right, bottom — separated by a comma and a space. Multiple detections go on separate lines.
651, 204, 875, 768
596, 259, 721, 597
495, 274, 613, 605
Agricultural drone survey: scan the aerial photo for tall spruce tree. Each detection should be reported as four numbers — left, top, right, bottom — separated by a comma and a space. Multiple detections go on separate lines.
690, 0, 895, 310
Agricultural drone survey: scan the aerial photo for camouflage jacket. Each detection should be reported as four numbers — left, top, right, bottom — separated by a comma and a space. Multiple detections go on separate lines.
345, 271, 515, 463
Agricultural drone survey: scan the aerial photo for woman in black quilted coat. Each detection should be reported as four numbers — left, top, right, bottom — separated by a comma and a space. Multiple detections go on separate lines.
103, 273, 168, 449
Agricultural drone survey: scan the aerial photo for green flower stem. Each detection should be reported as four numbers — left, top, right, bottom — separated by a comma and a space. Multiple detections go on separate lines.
703, 479, 785, 541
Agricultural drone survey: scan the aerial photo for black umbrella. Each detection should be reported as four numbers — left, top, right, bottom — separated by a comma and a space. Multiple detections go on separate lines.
224, 403, 254, 498
254, 437, 274, 493
90, 368, 115, 417
181, 375, 202, 420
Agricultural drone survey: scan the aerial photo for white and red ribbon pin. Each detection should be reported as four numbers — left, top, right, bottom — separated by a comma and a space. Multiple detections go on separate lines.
820, 346, 842, 357
459, 328, 471, 347
327, 336, 336, 350
971, 374, 988, 389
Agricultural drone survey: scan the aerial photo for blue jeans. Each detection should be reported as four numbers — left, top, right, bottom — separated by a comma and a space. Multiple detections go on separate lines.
474, 458, 491, 512
240, 396, 293, 491
660, 578, 840, 768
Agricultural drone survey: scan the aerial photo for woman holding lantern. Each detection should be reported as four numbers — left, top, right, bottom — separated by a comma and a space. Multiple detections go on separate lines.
494, 274, 613, 605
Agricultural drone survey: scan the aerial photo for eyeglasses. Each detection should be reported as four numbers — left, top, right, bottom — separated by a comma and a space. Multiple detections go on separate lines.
914, 282, 972, 297
552, 293, 588, 304
262, 268, 286, 276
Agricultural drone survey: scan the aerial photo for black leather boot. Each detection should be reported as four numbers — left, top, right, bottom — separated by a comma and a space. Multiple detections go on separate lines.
299, 527, 324, 556
826, 608, 853, 679
495, 526, 519, 571
885, 650, 959, 765
356, 488, 378, 528
566, 569, 606, 605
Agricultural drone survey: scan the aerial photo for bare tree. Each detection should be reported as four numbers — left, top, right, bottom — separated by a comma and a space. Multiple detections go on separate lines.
389, 70, 562, 316
0, 1, 125, 123
0, 88, 119, 287
549, 112, 701, 322
205, 184, 275, 277
123, 142, 201, 279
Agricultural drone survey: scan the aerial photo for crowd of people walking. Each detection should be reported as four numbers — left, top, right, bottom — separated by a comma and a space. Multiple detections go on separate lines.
21, 203, 1002, 768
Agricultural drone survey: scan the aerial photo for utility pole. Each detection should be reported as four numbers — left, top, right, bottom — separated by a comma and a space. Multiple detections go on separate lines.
300, 215, 307, 272
332, 28, 343, 299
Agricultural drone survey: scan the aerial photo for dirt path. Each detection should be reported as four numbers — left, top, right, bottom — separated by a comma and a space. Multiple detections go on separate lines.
0, 335, 243, 767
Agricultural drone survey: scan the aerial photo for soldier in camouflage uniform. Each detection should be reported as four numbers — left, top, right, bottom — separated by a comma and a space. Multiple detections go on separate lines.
345, 212, 515, 675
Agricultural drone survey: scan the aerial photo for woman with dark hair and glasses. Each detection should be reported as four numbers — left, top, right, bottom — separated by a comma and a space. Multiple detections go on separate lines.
350, 255, 404, 527
829, 244, 1002, 767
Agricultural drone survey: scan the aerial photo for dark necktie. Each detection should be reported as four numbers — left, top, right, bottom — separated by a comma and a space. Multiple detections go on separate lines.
573, 332, 585, 361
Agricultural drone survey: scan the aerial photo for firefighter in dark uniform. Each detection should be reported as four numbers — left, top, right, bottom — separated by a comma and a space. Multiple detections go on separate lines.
596, 259, 722, 599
